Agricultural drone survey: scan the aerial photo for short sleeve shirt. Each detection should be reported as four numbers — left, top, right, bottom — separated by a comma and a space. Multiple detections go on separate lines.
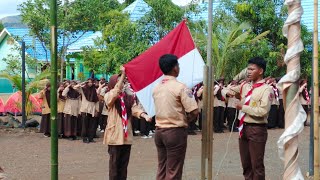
152, 75, 198, 128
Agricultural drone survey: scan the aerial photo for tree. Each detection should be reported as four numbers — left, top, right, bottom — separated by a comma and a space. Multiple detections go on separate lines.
18, 0, 122, 81
0, 70, 50, 119
82, 10, 149, 74
212, 22, 269, 79
220, 0, 313, 78
139, 0, 184, 43
0, 22, 4, 32
1, 40, 38, 76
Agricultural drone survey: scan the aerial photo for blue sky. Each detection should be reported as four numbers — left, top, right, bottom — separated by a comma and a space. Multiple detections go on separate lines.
0, 0, 193, 19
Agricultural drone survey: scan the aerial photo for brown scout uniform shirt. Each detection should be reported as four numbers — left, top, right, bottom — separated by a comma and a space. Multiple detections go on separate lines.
62, 87, 81, 116
103, 81, 145, 145
77, 88, 100, 116
98, 86, 108, 116
222, 79, 272, 124
213, 85, 226, 107
57, 90, 66, 113
39, 90, 50, 115
152, 75, 198, 128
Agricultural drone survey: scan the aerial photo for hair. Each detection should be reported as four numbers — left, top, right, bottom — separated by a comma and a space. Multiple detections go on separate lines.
159, 54, 178, 75
248, 57, 267, 74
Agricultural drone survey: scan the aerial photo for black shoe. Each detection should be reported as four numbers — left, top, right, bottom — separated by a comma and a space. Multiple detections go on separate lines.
83, 138, 90, 143
69, 136, 77, 141
214, 130, 224, 133
44, 134, 51, 137
89, 138, 95, 143
188, 131, 197, 135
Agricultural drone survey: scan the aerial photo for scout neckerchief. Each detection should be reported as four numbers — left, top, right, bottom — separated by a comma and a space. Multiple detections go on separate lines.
272, 85, 279, 102
119, 92, 128, 138
304, 88, 310, 104
238, 82, 265, 137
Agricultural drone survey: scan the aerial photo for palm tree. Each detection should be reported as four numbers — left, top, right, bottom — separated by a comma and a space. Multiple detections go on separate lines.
212, 22, 269, 79
0, 70, 51, 122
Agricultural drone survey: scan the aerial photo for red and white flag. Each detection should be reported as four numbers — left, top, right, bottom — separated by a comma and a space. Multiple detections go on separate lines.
124, 20, 205, 116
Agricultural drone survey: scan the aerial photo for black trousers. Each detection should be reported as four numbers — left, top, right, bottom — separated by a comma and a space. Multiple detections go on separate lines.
278, 100, 285, 128
81, 113, 97, 140
227, 107, 238, 131
40, 114, 50, 135
267, 105, 278, 129
108, 145, 131, 180
198, 109, 203, 130
99, 115, 108, 131
214, 107, 224, 132
140, 119, 150, 136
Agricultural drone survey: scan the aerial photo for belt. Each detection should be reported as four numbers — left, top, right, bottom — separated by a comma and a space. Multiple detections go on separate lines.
243, 122, 267, 127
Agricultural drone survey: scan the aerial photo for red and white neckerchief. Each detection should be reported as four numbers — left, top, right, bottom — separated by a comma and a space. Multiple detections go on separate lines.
119, 92, 128, 138
193, 85, 198, 96
304, 88, 310, 103
272, 85, 279, 102
238, 82, 265, 137
127, 83, 136, 99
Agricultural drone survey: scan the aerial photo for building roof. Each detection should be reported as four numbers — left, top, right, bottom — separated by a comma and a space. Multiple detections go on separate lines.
68, 31, 102, 53
122, 0, 152, 22
0, 28, 95, 61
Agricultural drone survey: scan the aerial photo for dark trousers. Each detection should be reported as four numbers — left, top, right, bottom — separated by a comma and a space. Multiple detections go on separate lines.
57, 113, 64, 135
239, 125, 267, 180
99, 115, 108, 131
40, 114, 50, 135
188, 121, 197, 132
108, 145, 131, 180
81, 113, 97, 140
198, 109, 203, 130
154, 127, 187, 180
214, 107, 224, 132
267, 105, 278, 129
227, 108, 238, 131
140, 119, 150, 136
278, 100, 285, 128
77, 116, 82, 136
64, 114, 78, 137
132, 117, 140, 134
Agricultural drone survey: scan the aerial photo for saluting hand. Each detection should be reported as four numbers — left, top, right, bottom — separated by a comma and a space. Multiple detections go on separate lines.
120, 66, 125, 74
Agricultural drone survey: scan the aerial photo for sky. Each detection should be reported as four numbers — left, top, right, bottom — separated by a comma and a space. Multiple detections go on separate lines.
0, 0, 194, 19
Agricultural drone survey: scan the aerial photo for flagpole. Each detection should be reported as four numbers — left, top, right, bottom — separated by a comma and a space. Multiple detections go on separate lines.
50, 0, 58, 179
277, 0, 305, 179
313, 0, 319, 178
201, 0, 214, 178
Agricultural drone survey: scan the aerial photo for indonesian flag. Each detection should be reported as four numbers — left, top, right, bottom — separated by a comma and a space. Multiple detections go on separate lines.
124, 20, 205, 116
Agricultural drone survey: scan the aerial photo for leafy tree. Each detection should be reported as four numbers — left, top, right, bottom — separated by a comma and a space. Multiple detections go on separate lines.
1, 38, 38, 76
124, 0, 135, 6
139, 0, 184, 43
212, 22, 269, 79
0, 22, 4, 32
0, 70, 50, 119
209, 0, 313, 79
82, 10, 149, 74
18, 0, 121, 81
